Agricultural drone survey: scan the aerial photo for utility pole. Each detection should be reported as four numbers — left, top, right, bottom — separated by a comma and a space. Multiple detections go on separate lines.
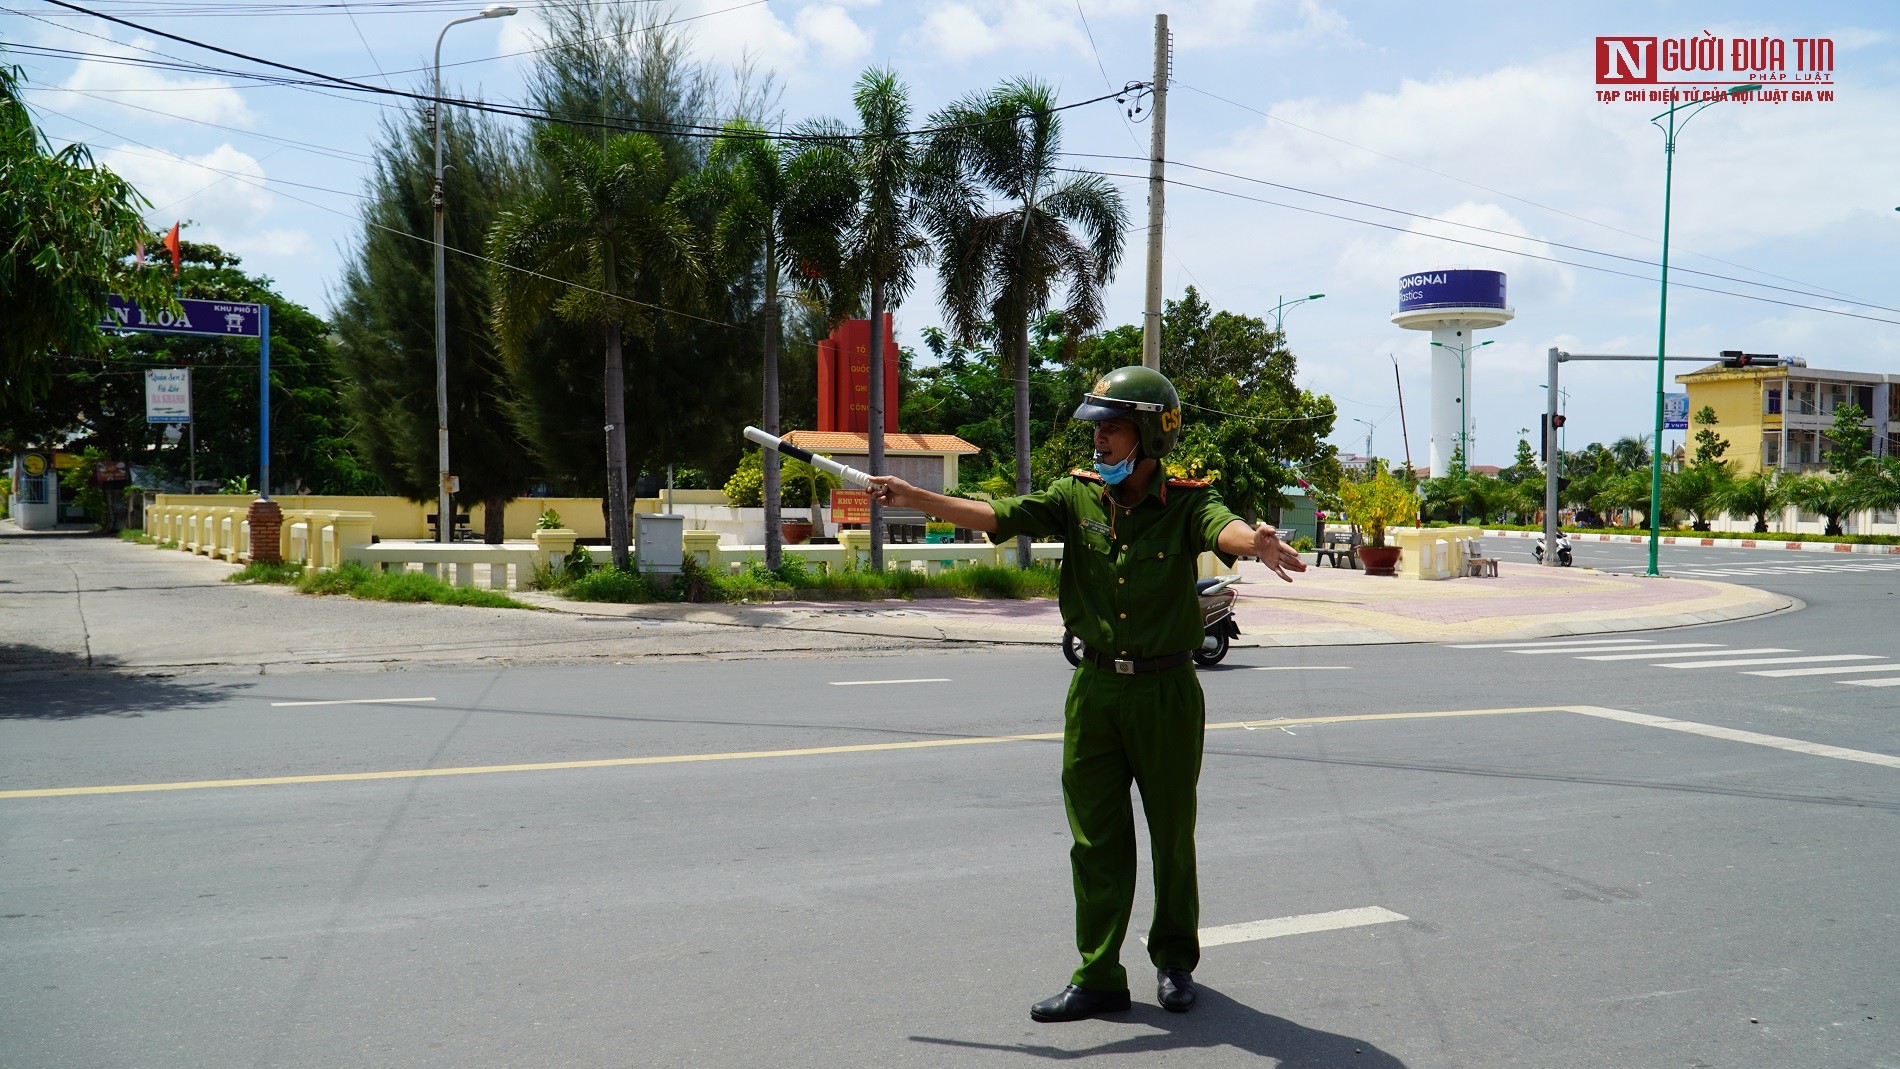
1140, 12, 1169, 371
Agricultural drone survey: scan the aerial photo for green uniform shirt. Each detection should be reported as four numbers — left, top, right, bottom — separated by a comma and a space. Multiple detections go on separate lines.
991, 467, 1244, 660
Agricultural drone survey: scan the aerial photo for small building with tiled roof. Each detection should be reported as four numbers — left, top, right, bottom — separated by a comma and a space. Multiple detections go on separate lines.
782, 430, 981, 494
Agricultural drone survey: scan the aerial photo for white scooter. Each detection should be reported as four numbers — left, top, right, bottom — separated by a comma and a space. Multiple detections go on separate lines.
1533, 531, 1574, 567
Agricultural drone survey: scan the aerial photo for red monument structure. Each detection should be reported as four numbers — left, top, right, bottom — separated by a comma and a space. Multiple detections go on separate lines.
816, 314, 900, 434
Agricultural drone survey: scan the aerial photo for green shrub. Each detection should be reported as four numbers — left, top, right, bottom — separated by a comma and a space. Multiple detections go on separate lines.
292, 560, 525, 607
227, 560, 304, 584
1290, 535, 1315, 553
565, 567, 653, 603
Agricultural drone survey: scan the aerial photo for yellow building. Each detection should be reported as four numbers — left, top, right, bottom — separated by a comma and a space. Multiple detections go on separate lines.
1675, 362, 1898, 475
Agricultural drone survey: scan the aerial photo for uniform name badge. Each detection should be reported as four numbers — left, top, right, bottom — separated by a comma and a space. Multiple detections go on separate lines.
1081, 518, 1114, 539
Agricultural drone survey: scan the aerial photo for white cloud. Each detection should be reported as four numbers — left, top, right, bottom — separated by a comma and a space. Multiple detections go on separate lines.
495, 2, 874, 86
796, 5, 875, 66
59, 37, 254, 128
101, 143, 273, 225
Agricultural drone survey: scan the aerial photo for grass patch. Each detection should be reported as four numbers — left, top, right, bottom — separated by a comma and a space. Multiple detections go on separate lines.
118, 527, 153, 544
548, 554, 1060, 605
226, 560, 304, 584
293, 561, 528, 608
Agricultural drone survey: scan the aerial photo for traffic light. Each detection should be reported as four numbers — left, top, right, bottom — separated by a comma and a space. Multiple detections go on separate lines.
1720, 350, 1780, 368
1551, 414, 1567, 428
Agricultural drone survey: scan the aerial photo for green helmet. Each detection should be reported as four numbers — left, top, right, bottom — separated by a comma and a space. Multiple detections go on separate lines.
1072, 365, 1184, 459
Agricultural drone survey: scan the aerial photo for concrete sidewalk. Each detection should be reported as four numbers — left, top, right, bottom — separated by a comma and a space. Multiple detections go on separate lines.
515, 555, 1794, 647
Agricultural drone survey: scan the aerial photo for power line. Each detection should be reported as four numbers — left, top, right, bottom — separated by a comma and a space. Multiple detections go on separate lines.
1062, 166, 1900, 328
1172, 79, 1883, 309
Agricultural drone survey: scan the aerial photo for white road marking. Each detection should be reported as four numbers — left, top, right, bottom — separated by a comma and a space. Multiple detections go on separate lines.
1238, 666, 1354, 672
1142, 907, 1409, 949
1571, 644, 1728, 659
1842, 677, 1900, 688
268, 697, 437, 708
1511, 644, 1663, 655
1452, 639, 1654, 650
1652, 654, 1882, 669
1745, 663, 1900, 678
1570, 706, 1900, 771
826, 678, 953, 687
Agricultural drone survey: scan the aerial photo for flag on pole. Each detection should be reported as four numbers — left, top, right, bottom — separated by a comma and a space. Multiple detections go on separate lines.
163, 223, 181, 276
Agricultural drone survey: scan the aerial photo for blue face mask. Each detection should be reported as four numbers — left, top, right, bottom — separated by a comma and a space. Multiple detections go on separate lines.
1094, 454, 1137, 486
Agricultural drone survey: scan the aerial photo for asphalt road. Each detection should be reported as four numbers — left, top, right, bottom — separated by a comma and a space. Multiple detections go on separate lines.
4, 542, 1897, 1068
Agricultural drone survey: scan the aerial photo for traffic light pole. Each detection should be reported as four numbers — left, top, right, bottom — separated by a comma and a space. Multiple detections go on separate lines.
1543, 349, 1720, 570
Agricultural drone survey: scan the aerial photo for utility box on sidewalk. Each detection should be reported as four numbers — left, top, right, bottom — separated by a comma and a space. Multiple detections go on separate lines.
635, 513, 684, 574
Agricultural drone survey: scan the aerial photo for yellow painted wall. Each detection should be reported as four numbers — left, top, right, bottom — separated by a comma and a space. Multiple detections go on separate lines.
1678, 372, 1771, 475
152, 494, 614, 540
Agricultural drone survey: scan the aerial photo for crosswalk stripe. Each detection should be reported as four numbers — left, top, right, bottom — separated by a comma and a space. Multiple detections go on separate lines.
1511, 644, 1662, 655
1841, 677, 1900, 688
1654, 654, 1884, 669
1575, 645, 1762, 660
1746, 663, 1900, 678
1451, 639, 1654, 650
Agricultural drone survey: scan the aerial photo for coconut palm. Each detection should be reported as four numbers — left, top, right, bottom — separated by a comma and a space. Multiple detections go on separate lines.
928, 77, 1126, 567
1714, 470, 1784, 533
697, 122, 857, 569
1609, 435, 1651, 472
1848, 455, 1900, 516
1664, 462, 1731, 531
488, 127, 702, 570
840, 68, 933, 570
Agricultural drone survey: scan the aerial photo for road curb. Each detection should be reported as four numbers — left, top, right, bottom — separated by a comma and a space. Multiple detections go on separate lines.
1483, 529, 1900, 556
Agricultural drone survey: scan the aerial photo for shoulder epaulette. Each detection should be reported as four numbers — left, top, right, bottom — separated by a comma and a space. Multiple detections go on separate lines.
1070, 468, 1104, 483
1166, 476, 1211, 488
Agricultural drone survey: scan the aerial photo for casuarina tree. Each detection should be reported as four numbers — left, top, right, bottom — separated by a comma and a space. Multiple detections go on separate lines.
488, 127, 702, 569
927, 77, 1126, 566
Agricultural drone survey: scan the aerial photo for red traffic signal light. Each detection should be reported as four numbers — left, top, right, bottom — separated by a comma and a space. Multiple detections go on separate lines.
1551, 414, 1567, 428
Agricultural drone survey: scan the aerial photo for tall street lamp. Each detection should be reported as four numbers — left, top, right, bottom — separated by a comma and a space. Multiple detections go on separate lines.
1350, 416, 1380, 465
1431, 338, 1491, 469
1645, 82, 1758, 574
1271, 292, 1324, 334
433, 3, 517, 542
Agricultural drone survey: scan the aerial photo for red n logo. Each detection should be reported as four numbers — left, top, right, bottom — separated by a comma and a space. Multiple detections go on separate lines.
1597, 37, 1657, 83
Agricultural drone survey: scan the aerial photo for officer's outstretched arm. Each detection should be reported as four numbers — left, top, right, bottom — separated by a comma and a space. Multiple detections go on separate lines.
866, 476, 1000, 533
1217, 520, 1307, 582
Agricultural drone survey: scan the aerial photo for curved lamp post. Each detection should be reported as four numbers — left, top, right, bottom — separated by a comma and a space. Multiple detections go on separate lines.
1645, 82, 1759, 573
1430, 338, 1492, 469
1271, 292, 1324, 334
432, 3, 517, 541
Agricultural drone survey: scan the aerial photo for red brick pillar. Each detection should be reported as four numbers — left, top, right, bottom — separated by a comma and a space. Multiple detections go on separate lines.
246, 498, 284, 564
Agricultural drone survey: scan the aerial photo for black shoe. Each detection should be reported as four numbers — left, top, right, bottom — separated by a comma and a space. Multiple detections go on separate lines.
1157, 968, 1196, 1013
1029, 984, 1132, 1022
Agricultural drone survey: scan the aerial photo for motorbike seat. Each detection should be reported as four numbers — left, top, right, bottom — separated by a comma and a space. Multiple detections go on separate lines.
1195, 578, 1225, 595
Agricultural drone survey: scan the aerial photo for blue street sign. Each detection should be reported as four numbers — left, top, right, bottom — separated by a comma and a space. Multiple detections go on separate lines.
104, 295, 262, 338
1664, 392, 1689, 430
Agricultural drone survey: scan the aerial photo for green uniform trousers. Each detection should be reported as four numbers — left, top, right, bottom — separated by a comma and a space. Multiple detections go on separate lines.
1062, 659, 1205, 991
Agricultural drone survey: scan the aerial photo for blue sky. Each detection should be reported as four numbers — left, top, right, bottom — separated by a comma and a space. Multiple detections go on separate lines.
8, 0, 1897, 467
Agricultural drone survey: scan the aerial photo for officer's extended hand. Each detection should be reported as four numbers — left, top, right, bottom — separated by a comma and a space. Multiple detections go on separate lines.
1252, 523, 1306, 583
865, 475, 916, 509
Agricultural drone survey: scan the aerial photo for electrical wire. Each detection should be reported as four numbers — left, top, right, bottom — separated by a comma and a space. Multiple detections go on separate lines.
1172, 79, 1884, 309
1062, 166, 1900, 328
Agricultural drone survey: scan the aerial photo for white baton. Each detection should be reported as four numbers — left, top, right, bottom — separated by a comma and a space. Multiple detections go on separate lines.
742, 426, 874, 488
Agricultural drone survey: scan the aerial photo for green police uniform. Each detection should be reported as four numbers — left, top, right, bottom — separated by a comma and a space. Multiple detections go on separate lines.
990, 463, 1243, 991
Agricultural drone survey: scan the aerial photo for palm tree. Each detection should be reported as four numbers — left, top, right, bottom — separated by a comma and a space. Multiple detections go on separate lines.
842, 68, 932, 571
1714, 470, 1784, 533
1848, 455, 1900, 517
1665, 462, 1732, 531
928, 77, 1126, 567
1782, 473, 1857, 537
1609, 435, 1651, 472
488, 127, 702, 570
697, 122, 857, 569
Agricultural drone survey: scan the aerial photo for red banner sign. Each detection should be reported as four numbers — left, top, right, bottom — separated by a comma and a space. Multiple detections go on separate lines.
828, 489, 870, 526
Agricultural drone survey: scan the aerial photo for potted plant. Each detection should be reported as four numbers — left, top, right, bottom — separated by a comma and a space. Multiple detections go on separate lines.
1338, 469, 1417, 576
779, 455, 840, 545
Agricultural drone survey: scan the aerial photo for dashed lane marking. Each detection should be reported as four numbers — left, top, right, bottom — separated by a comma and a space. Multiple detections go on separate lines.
1509, 644, 1665, 655
1842, 677, 1900, 688
826, 678, 953, 687
1451, 639, 1654, 650
268, 697, 438, 708
1234, 666, 1354, 672
1141, 907, 1409, 949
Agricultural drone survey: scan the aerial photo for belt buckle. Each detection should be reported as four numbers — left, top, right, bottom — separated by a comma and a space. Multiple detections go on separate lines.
1114, 658, 1135, 675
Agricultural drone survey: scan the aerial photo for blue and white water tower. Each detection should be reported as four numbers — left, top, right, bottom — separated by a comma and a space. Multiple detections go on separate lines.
1391, 269, 1513, 474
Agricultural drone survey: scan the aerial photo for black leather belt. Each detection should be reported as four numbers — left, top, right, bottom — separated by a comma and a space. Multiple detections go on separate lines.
1080, 644, 1194, 675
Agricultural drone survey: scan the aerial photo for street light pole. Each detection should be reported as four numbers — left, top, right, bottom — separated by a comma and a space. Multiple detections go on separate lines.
1271, 292, 1325, 335
433, 4, 516, 542
1431, 338, 1491, 470
1646, 82, 1757, 574
1351, 416, 1378, 464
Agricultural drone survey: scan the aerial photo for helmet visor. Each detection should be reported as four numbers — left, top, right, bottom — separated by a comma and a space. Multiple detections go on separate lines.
1072, 392, 1165, 423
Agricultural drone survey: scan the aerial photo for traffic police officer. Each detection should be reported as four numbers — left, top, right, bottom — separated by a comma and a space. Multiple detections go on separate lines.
866, 366, 1306, 1022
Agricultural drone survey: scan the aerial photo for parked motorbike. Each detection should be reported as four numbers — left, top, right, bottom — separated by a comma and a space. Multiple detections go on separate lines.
1533, 531, 1574, 567
1062, 574, 1242, 669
